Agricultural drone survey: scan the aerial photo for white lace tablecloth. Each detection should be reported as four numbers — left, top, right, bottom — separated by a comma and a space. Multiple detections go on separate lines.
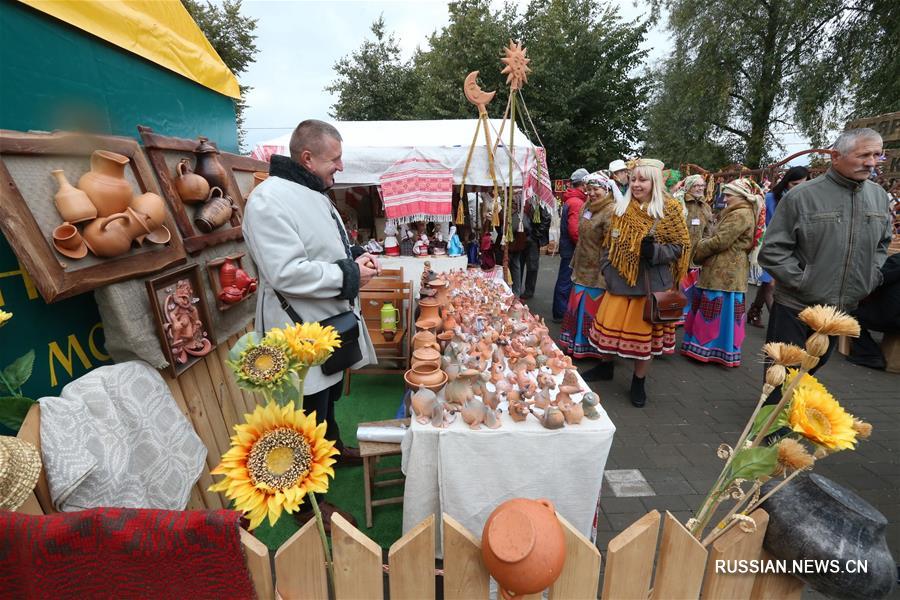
400, 368, 616, 554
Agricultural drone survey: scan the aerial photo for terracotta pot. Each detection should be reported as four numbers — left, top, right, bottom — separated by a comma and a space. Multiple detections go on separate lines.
193, 136, 229, 189
78, 150, 133, 217
411, 347, 441, 370
404, 364, 447, 392
194, 187, 234, 233
130, 192, 166, 230
418, 297, 441, 323
482, 498, 566, 598
251, 171, 268, 190
122, 207, 155, 242
428, 279, 450, 306
174, 159, 210, 204
82, 212, 135, 257
413, 331, 440, 352
51, 169, 96, 223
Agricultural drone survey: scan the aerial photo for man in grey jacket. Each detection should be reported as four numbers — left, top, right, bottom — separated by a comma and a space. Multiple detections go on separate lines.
244, 120, 380, 526
759, 127, 892, 402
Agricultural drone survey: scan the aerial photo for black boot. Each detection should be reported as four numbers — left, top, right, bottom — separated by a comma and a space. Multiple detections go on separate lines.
630, 374, 647, 407
583, 361, 615, 381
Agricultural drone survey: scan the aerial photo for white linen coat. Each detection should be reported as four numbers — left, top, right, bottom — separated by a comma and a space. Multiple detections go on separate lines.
243, 174, 375, 394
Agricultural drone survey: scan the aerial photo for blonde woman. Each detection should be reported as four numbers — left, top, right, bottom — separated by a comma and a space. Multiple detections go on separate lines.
681, 178, 761, 367
558, 173, 618, 378
589, 159, 691, 406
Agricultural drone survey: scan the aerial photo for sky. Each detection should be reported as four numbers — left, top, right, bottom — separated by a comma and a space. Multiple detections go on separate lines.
232, 0, 812, 165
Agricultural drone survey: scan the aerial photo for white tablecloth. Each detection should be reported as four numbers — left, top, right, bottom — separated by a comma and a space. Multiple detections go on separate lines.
378, 255, 468, 296
400, 374, 616, 553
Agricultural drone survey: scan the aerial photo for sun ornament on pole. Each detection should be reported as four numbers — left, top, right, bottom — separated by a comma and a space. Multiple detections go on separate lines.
500, 40, 531, 91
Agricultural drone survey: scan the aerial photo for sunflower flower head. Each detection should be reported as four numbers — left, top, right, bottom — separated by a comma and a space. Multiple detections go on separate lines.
230, 338, 293, 392
783, 369, 828, 395
209, 401, 339, 529
774, 438, 815, 475
268, 322, 341, 367
0, 310, 11, 327
762, 342, 806, 367
788, 386, 857, 451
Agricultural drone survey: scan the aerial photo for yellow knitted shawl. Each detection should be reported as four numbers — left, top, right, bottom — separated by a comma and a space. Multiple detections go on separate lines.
606, 198, 691, 287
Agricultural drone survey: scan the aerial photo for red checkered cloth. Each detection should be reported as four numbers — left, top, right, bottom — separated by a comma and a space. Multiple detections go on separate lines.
0, 508, 257, 599
379, 150, 453, 223
523, 148, 555, 212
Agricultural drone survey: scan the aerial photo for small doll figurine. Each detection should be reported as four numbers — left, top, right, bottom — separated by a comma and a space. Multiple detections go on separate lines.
480, 225, 496, 271
413, 234, 429, 256
447, 225, 464, 256
400, 228, 415, 256
430, 231, 447, 255
383, 222, 400, 256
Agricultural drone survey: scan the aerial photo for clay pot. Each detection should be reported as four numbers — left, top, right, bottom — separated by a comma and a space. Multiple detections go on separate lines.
219, 285, 244, 304
78, 150, 133, 217
193, 136, 229, 189
413, 331, 440, 352
51, 169, 96, 223
82, 212, 135, 257
130, 192, 166, 230
418, 297, 441, 323
234, 268, 256, 293
174, 159, 210, 204
404, 364, 447, 393
251, 171, 268, 190
436, 330, 453, 351
429, 279, 450, 306
411, 347, 441, 370
194, 187, 235, 233
220, 260, 237, 288
482, 498, 566, 598
382, 329, 396, 341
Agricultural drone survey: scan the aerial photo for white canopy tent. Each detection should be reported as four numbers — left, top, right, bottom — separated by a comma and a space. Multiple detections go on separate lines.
250, 119, 542, 189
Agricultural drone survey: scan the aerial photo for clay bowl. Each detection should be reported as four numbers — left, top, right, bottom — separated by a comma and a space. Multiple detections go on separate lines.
415, 317, 442, 332
404, 364, 448, 393
145, 225, 172, 244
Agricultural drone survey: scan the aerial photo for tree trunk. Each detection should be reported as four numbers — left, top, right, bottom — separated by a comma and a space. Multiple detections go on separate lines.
745, 2, 784, 168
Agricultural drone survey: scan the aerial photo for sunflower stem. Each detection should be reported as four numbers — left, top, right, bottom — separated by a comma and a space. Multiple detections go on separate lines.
309, 493, 335, 590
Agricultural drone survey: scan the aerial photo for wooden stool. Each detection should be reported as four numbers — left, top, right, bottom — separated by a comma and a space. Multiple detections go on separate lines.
359, 418, 408, 528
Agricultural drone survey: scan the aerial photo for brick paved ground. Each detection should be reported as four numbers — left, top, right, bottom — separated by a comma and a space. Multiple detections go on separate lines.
527, 255, 899, 593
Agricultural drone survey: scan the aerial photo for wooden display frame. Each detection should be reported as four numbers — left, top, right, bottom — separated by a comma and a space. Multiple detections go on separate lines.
219, 152, 269, 209
0, 129, 186, 303
138, 125, 245, 255
205, 251, 256, 312
146, 263, 217, 377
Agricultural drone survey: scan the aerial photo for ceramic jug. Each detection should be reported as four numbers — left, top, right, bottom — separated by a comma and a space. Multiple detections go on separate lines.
174, 159, 210, 204
482, 498, 566, 599
130, 192, 166, 230
78, 150, 133, 217
51, 169, 96, 223
193, 137, 229, 189
194, 187, 235, 233
82, 212, 136, 258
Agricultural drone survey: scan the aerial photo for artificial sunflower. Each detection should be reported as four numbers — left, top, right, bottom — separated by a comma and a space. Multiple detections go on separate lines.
209, 401, 339, 529
267, 322, 341, 366
0, 310, 11, 327
788, 386, 857, 451
783, 369, 827, 395
229, 337, 293, 394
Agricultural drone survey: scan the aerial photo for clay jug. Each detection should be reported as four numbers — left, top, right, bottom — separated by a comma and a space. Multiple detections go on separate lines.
482, 498, 566, 598
193, 136, 229, 189
78, 150, 133, 217
51, 169, 96, 223
82, 212, 135, 258
130, 192, 167, 230
413, 331, 440, 352
174, 159, 210, 204
418, 297, 441, 323
194, 187, 235, 233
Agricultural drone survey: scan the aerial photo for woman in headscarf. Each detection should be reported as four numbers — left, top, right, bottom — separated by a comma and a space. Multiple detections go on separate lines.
674, 174, 713, 317
681, 177, 762, 367
747, 166, 810, 327
559, 173, 618, 379
589, 159, 691, 406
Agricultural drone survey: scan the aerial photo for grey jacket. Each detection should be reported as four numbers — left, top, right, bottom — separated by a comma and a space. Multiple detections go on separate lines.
243, 157, 375, 394
758, 168, 892, 311
600, 243, 684, 296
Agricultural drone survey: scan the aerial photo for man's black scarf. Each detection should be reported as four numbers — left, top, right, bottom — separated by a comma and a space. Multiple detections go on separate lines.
269, 154, 327, 192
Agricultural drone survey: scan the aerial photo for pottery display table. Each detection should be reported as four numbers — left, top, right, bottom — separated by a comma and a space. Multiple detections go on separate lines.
400, 367, 616, 554
377, 255, 468, 296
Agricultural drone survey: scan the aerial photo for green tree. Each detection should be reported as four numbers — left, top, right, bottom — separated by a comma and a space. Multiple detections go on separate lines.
647, 0, 885, 168
516, 0, 649, 175
326, 16, 420, 120
181, 0, 258, 151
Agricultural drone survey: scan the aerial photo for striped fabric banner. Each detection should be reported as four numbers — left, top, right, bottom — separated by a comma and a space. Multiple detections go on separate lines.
379, 150, 453, 223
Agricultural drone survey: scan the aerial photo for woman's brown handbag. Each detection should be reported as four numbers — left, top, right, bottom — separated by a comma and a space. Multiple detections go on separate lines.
642, 270, 687, 324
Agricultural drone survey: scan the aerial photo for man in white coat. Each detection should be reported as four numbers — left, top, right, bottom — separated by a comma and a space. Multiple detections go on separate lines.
243, 120, 379, 527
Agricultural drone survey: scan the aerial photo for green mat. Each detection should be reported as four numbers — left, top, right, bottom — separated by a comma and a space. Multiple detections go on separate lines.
252, 374, 407, 551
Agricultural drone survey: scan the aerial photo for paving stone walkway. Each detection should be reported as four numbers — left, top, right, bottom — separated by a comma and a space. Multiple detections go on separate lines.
526, 255, 899, 591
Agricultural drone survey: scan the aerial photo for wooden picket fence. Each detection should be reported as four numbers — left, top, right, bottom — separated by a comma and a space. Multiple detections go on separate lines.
241, 508, 805, 600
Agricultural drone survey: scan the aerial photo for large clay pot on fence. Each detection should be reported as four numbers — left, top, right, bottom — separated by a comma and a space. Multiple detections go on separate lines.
174, 159, 210, 204
482, 498, 566, 599
193, 136, 229, 190
82, 212, 137, 258
78, 150, 133, 217
761, 473, 896, 599
51, 169, 96, 223
194, 187, 235, 233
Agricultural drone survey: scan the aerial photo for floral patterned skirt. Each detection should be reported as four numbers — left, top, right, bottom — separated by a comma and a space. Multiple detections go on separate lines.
588, 293, 676, 361
680, 288, 746, 367
559, 284, 605, 359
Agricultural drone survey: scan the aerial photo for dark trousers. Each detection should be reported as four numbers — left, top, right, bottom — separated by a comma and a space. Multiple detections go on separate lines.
763, 302, 837, 406
510, 241, 540, 297
552, 251, 573, 319
303, 379, 344, 450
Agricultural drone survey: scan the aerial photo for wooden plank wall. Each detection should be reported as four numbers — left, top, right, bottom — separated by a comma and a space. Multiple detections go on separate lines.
163, 324, 263, 510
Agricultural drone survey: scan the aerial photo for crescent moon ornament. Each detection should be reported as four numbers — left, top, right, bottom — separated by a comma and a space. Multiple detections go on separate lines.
464, 71, 496, 112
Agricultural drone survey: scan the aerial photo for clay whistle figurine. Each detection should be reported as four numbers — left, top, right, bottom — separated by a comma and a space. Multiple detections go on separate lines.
537, 406, 565, 430
462, 397, 487, 430
582, 391, 601, 420
411, 385, 437, 424
560, 400, 584, 425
